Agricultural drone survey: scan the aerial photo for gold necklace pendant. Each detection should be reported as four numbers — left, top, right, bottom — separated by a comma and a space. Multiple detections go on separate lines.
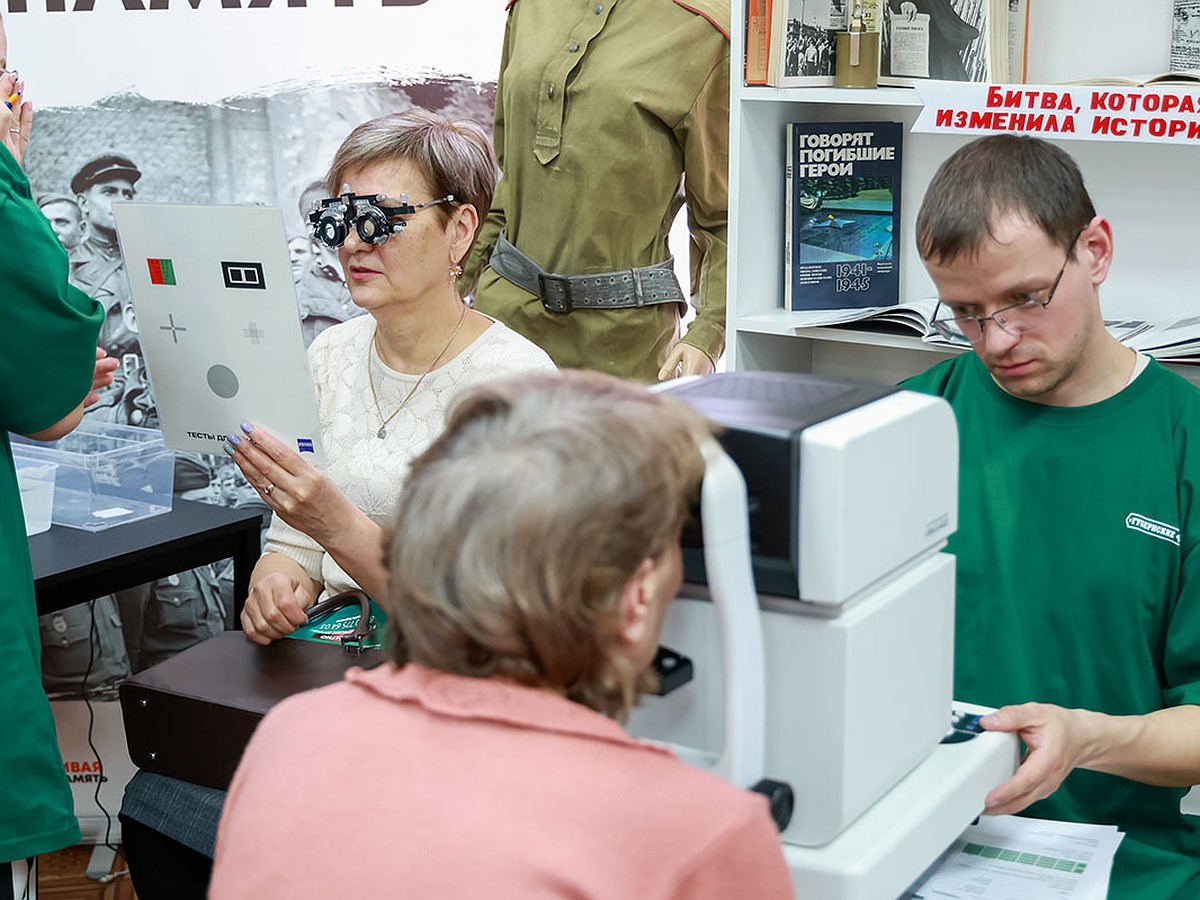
368, 302, 468, 440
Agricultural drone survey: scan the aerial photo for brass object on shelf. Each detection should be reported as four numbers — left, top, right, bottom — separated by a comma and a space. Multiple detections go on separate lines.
835, 0, 879, 89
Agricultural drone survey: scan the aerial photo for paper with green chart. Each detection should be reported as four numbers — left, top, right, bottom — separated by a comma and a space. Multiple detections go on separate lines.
284, 597, 388, 651
907, 814, 1123, 900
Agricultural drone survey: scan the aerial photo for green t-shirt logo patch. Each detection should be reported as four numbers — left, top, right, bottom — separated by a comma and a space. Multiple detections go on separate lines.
1125, 512, 1181, 546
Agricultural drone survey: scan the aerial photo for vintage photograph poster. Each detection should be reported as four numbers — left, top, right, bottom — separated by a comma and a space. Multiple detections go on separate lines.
12, 1, 505, 699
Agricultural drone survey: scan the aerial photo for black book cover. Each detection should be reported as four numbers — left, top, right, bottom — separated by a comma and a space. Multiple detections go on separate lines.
785, 120, 903, 311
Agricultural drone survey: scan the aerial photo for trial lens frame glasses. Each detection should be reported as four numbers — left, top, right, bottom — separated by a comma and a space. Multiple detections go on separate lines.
308, 187, 456, 249
930, 228, 1084, 345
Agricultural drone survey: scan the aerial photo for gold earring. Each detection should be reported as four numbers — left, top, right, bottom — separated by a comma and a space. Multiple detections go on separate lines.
449, 262, 464, 282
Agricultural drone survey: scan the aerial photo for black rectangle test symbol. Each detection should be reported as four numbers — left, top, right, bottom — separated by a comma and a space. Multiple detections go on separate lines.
221, 261, 267, 290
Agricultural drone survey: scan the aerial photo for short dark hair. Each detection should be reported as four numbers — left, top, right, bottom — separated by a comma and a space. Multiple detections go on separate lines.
384, 370, 712, 722
70, 154, 141, 196
916, 135, 1095, 264
36, 192, 80, 212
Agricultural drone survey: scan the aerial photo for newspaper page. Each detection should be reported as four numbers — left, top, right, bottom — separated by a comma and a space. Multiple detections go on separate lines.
889, 12, 932, 77
1172, 0, 1200, 72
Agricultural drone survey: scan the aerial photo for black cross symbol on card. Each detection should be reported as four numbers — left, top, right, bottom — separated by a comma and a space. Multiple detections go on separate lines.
160, 314, 188, 344
243, 322, 266, 345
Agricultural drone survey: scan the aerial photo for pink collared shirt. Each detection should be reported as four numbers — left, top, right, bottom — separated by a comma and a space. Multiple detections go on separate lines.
211, 663, 793, 899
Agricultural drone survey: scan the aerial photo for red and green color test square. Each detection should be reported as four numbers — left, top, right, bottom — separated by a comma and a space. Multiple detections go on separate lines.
147, 258, 176, 285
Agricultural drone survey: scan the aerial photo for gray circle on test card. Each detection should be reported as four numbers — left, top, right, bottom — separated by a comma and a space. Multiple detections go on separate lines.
207, 364, 240, 399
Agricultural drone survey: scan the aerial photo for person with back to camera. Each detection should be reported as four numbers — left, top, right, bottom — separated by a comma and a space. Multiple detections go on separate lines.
903, 134, 1200, 898
117, 108, 555, 900
0, 12, 119, 897
209, 369, 794, 899
464, 0, 730, 383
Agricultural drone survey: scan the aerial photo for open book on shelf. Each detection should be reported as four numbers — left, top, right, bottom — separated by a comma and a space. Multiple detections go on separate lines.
783, 297, 941, 334
879, 0, 1029, 87
1122, 316, 1200, 359
1060, 69, 1200, 88
783, 304, 1197, 360
753, 0, 882, 87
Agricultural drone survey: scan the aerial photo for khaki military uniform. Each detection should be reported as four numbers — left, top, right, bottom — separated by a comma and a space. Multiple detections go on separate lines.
467, 0, 730, 382
69, 234, 139, 361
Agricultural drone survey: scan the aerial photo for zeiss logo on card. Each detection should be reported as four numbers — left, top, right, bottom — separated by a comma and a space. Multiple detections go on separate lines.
297, 438, 315, 454
221, 261, 266, 290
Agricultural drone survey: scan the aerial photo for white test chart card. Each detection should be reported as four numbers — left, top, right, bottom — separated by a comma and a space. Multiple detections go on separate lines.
113, 203, 325, 465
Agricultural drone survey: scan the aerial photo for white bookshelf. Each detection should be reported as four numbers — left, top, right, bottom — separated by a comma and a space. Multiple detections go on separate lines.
725, 0, 1200, 388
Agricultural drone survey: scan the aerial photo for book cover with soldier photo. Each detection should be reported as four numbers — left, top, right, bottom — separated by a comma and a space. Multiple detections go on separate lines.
784, 120, 903, 311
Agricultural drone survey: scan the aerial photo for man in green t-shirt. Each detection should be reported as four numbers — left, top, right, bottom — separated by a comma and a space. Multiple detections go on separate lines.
903, 134, 1200, 899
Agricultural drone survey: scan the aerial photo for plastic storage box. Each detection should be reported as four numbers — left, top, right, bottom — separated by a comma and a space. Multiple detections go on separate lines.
16, 460, 57, 535
10, 421, 174, 531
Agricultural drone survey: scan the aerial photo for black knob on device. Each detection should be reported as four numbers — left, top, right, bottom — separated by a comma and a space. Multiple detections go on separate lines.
649, 645, 694, 696
750, 778, 795, 832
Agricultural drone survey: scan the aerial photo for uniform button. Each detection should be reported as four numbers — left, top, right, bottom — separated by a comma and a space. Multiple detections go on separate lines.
548, 84, 555, 98
568, 42, 580, 52
595, 3, 603, 11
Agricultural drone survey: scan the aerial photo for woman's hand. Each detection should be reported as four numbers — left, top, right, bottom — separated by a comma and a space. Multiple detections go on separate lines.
86, 348, 120, 407
241, 557, 320, 646
225, 423, 358, 546
227, 422, 391, 599
0, 9, 31, 165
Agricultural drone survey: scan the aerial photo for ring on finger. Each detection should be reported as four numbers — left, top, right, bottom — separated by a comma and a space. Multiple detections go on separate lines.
262, 482, 275, 496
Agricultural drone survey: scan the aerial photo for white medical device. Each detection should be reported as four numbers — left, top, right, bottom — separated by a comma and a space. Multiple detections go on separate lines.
632, 371, 1017, 899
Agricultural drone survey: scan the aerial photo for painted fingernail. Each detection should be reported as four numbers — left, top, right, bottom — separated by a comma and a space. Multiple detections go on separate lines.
240, 422, 254, 434
227, 434, 241, 446
222, 443, 235, 457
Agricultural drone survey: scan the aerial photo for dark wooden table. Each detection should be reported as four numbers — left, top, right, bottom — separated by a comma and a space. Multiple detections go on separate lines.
30, 498, 262, 622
